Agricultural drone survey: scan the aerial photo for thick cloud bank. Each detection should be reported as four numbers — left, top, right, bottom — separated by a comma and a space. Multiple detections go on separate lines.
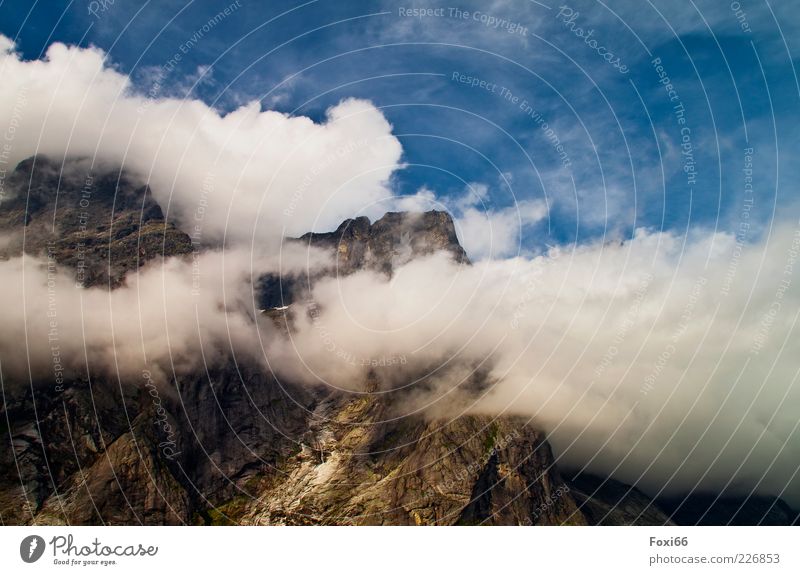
0, 36, 402, 244
0, 247, 313, 386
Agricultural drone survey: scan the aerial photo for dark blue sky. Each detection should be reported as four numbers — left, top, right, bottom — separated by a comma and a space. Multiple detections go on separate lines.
2, 0, 798, 248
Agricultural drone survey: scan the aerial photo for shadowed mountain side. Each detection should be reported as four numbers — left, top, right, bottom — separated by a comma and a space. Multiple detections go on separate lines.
0, 157, 796, 526
0, 156, 192, 287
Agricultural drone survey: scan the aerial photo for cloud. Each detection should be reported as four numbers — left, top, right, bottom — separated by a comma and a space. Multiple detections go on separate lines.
452, 187, 547, 259
0, 242, 333, 388
356, 183, 547, 260
0, 36, 403, 245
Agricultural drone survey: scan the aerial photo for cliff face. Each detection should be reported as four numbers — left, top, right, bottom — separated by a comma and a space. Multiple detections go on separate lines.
220, 395, 585, 526
1, 363, 311, 525
259, 210, 468, 309
1, 372, 593, 526
0, 157, 794, 526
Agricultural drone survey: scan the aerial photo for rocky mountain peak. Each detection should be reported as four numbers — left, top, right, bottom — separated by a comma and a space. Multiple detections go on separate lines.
259, 210, 468, 309
297, 209, 469, 275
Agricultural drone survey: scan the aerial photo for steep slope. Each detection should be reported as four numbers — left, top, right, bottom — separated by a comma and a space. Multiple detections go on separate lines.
223, 393, 587, 526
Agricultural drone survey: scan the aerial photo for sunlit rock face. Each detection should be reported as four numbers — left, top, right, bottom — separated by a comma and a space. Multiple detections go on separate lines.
298, 210, 468, 275
259, 210, 468, 309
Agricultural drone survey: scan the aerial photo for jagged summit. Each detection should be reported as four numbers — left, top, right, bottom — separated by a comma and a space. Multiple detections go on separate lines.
260, 210, 468, 309
298, 210, 469, 274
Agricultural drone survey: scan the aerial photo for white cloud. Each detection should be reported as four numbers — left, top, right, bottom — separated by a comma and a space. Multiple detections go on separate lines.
444, 183, 548, 260
454, 200, 547, 259
0, 242, 334, 387
0, 36, 403, 245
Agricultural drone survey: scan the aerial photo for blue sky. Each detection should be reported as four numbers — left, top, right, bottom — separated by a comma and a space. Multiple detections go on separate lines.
2, 0, 798, 250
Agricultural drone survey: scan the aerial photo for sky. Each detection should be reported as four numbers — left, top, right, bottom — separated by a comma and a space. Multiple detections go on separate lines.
2, 0, 797, 255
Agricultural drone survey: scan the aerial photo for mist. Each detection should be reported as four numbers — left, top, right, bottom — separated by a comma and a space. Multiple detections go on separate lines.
0, 243, 331, 388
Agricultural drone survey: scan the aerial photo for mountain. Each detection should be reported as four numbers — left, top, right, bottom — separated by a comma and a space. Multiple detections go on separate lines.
0, 156, 796, 526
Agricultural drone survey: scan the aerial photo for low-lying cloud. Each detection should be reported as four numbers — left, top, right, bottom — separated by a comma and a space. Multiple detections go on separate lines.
0, 243, 331, 388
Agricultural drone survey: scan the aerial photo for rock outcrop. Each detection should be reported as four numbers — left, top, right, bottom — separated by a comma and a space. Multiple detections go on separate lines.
259, 210, 468, 309
298, 210, 469, 274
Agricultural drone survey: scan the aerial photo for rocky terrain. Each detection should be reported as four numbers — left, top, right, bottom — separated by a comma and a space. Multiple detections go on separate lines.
0, 156, 796, 526
299, 210, 469, 272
